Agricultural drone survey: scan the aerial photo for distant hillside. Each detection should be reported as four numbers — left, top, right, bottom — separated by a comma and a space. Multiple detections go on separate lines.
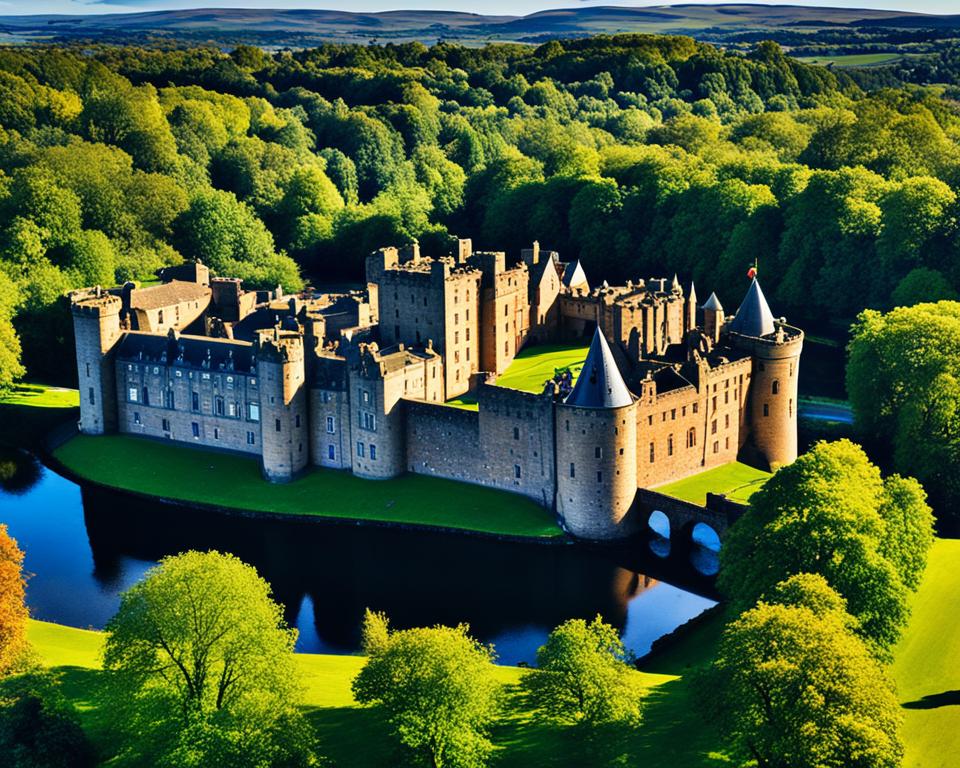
1, 4, 958, 48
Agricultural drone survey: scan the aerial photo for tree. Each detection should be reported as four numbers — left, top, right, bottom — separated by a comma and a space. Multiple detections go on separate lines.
0, 275, 24, 395
352, 621, 500, 768
718, 440, 929, 655
0, 525, 29, 676
878, 475, 935, 591
704, 577, 903, 768
891, 267, 957, 307
0, 671, 95, 768
520, 615, 642, 726
103, 551, 319, 767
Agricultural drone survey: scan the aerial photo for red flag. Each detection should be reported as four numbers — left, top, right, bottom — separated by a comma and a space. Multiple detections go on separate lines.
747, 266, 757, 279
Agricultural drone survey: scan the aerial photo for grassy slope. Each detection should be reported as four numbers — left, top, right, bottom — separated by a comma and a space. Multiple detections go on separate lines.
653, 461, 770, 505
54, 434, 561, 538
891, 539, 960, 768
28, 619, 723, 767
0, 384, 79, 409
494, 343, 588, 394
0, 384, 79, 448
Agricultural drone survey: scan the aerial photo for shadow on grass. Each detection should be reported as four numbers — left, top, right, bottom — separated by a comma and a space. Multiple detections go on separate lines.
903, 690, 960, 710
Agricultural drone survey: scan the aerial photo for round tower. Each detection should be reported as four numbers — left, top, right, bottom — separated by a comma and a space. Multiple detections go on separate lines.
256, 328, 309, 483
727, 279, 804, 470
555, 330, 638, 541
70, 289, 123, 435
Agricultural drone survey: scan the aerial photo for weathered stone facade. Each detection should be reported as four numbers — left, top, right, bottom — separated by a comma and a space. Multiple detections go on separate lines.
71, 239, 802, 541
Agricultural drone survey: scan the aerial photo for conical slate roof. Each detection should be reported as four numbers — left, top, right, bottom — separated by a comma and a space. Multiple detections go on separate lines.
729, 278, 776, 337
701, 292, 723, 312
565, 329, 633, 409
562, 260, 589, 289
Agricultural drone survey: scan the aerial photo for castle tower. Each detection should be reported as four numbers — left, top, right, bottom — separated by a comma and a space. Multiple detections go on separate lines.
256, 328, 309, 482
555, 329, 638, 540
702, 292, 724, 344
71, 290, 123, 435
728, 279, 804, 470
685, 282, 697, 334
350, 345, 407, 481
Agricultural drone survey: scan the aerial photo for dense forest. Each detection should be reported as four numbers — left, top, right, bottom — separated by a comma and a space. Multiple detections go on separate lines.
0, 35, 958, 386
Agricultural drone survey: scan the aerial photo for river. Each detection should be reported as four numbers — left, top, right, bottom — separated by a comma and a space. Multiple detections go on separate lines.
0, 449, 718, 665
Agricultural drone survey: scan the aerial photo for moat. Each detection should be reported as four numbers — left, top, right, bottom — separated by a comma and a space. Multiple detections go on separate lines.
1, 450, 718, 665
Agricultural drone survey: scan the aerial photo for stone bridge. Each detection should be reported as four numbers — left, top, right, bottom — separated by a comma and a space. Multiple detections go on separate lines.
634, 488, 747, 547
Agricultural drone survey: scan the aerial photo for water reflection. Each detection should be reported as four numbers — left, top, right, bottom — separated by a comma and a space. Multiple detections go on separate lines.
0, 460, 719, 665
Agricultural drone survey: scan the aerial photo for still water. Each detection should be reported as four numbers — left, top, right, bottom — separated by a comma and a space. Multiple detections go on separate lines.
0, 450, 717, 665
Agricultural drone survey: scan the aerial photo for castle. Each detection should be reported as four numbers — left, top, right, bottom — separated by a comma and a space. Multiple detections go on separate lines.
70, 239, 803, 541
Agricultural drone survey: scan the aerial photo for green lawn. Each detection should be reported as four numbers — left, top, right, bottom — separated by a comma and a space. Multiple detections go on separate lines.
654, 461, 770, 505
891, 538, 960, 768
0, 384, 79, 409
795, 52, 903, 67
28, 618, 725, 767
0, 384, 79, 448
494, 343, 590, 394
54, 434, 562, 539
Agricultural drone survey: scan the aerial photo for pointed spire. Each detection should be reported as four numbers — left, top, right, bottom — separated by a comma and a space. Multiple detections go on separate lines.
688, 282, 697, 304
702, 292, 723, 312
729, 278, 775, 337
565, 329, 632, 409
671, 273, 681, 293
562, 260, 589, 290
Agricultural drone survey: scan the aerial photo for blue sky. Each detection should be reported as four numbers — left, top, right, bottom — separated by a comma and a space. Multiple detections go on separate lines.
2, 1, 958, 17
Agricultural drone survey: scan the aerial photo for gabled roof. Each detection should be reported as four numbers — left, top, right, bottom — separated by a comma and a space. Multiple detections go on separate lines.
701, 292, 723, 312
729, 278, 776, 338
115, 332, 256, 373
129, 281, 211, 311
562, 260, 589, 289
564, 328, 632, 409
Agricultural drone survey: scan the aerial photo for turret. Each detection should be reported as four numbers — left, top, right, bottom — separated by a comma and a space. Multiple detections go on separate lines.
555, 329, 638, 540
256, 328, 308, 482
71, 289, 123, 435
702, 292, 724, 344
685, 282, 697, 334
728, 279, 803, 470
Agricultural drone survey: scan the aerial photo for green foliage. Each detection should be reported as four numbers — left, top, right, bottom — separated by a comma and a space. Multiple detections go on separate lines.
705, 579, 903, 768
0, 671, 95, 768
0, 274, 24, 394
352, 621, 500, 768
718, 440, 934, 655
359, 608, 390, 657
520, 615, 642, 726
102, 551, 319, 767
848, 302, 960, 514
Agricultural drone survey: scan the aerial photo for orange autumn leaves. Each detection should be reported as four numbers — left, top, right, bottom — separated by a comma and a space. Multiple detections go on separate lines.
0, 525, 28, 674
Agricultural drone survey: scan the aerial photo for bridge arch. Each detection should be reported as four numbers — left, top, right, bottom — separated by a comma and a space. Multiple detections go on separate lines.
647, 509, 671, 539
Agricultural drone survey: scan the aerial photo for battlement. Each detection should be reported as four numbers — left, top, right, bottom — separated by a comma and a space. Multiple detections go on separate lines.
255, 327, 304, 363
70, 289, 122, 316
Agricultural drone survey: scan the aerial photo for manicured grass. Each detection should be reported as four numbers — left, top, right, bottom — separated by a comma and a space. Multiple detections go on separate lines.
0, 384, 79, 409
795, 52, 903, 67
494, 343, 589, 394
29, 618, 725, 767
891, 539, 960, 768
654, 461, 770, 505
444, 393, 479, 411
53, 434, 562, 538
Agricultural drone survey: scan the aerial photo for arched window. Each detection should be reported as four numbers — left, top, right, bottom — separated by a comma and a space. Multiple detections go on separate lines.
687, 427, 696, 448
772, 380, 780, 395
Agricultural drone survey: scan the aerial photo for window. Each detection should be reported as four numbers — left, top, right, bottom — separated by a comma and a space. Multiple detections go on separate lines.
504, 305, 508, 317
597, 471, 603, 483
133, 412, 140, 425
275, 419, 282, 432
713, 440, 719, 454
514, 464, 521, 479
789, 399, 793, 417
164, 389, 174, 409
85, 362, 90, 377
129, 387, 138, 402
595, 446, 602, 458
362, 390, 370, 404
295, 414, 301, 428
228, 401, 236, 417
247, 431, 255, 446
772, 380, 780, 395
192, 392, 199, 411
693, 403, 699, 414
648, 415, 653, 426
668, 435, 674, 456
687, 428, 696, 448
215, 397, 225, 416
763, 403, 769, 417
513, 427, 520, 440
725, 414, 730, 429
361, 412, 376, 431
214, 428, 220, 440
158, 309, 164, 324
724, 391, 729, 404
569, 462, 575, 478
712, 396, 717, 410
327, 444, 335, 460
326, 416, 335, 434
249, 403, 260, 422
142, 387, 150, 406
357, 442, 365, 458
370, 444, 377, 461
671, 408, 676, 420
162, 418, 170, 432
191, 422, 199, 438
649, 442, 655, 463
466, 328, 470, 341
711, 419, 717, 435
565, 420, 570, 432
